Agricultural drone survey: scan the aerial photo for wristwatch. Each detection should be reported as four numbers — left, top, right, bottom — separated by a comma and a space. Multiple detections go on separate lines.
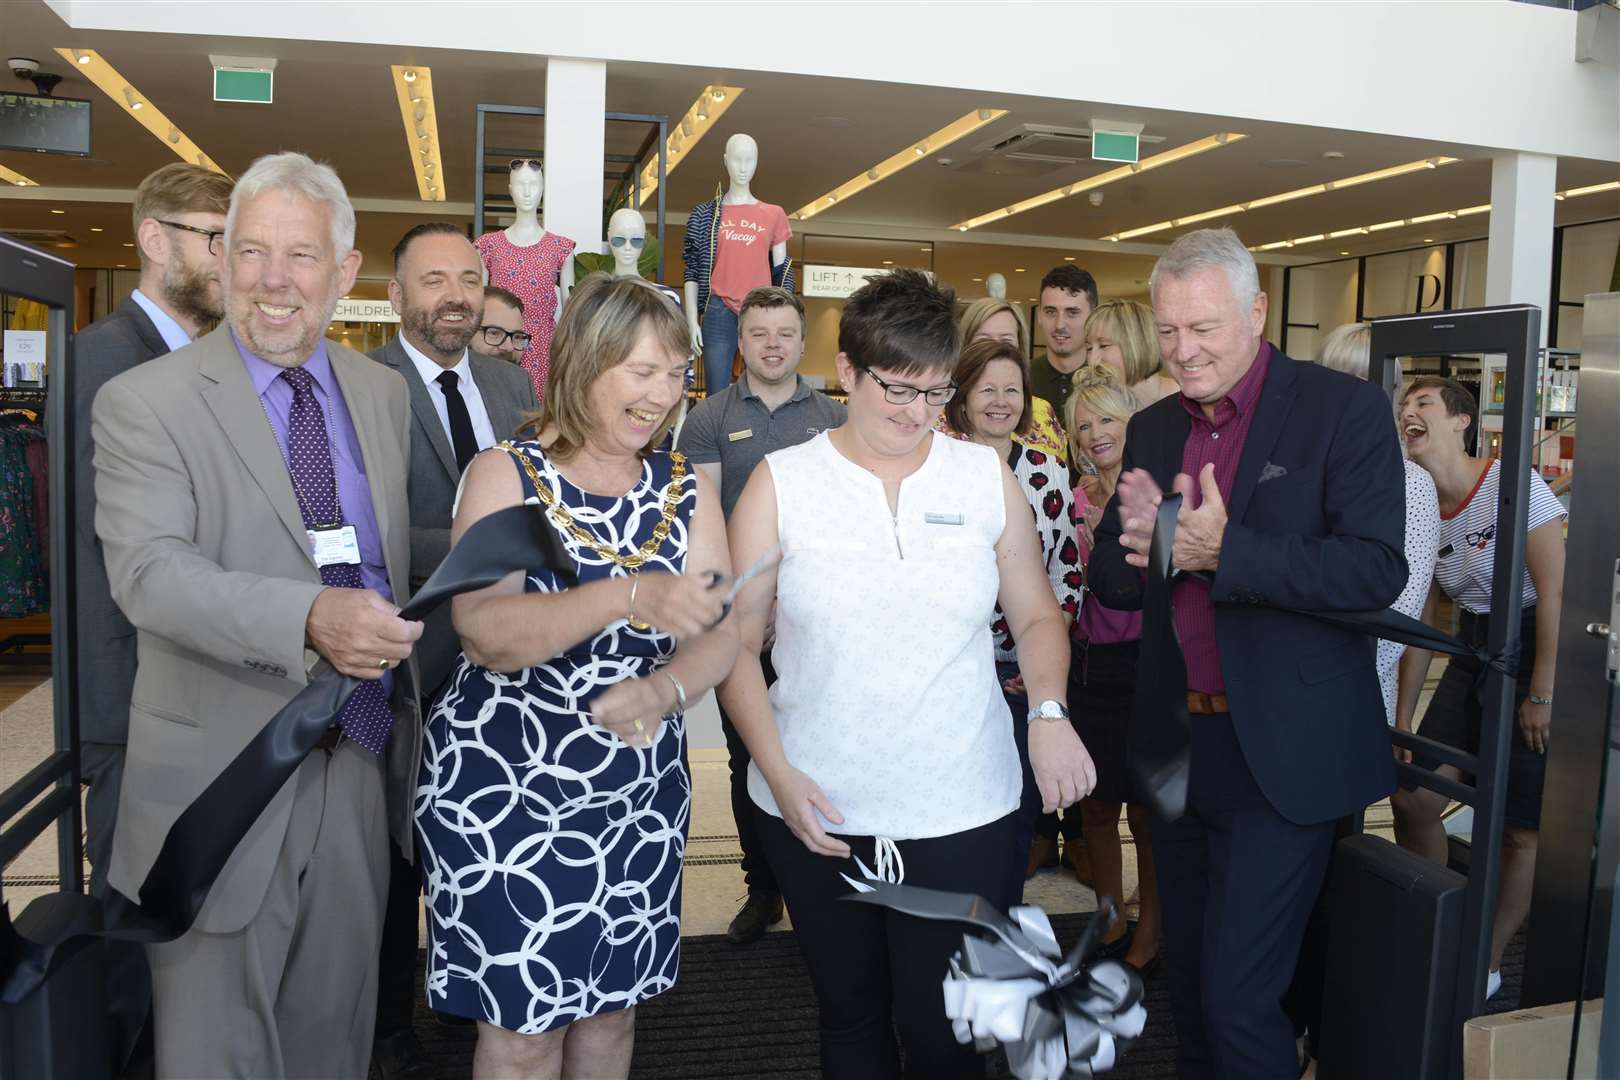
1029, 699, 1070, 724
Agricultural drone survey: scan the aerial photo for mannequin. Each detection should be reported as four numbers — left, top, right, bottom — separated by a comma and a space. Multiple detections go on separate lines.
985, 272, 1008, 301
475, 160, 576, 400
607, 207, 681, 304
682, 133, 794, 395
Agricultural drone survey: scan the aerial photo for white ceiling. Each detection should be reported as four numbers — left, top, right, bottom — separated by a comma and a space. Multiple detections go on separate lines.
2, 0, 1616, 283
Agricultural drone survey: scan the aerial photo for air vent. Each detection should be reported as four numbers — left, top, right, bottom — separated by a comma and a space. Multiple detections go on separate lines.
984, 124, 1096, 165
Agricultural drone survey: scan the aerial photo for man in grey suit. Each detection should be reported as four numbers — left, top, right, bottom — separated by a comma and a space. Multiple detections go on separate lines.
368, 222, 537, 1078
93, 152, 423, 1079
72, 160, 232, 1079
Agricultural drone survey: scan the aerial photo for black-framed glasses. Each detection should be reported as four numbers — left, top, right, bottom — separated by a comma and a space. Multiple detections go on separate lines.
508, 158, 542, 172
608, 235, 646, 250
866, 370, 957, 406
157, 219, 223, 256
481, 326, 531, 350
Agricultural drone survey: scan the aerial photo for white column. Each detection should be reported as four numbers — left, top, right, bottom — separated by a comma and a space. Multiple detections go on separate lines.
1484, 151, 1557, 346
543, 58, 607, 256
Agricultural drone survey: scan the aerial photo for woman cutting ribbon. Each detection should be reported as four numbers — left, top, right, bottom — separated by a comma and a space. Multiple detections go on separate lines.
414, 274, 737, 1080
719, 269, 1095, 1080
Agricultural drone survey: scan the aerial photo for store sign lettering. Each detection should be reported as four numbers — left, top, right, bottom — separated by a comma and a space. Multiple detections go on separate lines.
802, 264, 888, 300
331, 298, 401, 324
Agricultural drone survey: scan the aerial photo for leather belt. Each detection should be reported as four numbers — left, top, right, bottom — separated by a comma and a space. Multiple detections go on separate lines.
1186, 691, 1229, 715
313, 726, 343, 751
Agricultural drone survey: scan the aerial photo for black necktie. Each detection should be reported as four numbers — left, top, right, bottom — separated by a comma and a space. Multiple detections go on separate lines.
1128, 492, 1192, 822
435, 370, 480, 473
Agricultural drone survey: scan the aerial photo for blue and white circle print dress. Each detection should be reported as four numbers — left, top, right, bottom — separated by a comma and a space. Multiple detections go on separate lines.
415, 440, 693, 1033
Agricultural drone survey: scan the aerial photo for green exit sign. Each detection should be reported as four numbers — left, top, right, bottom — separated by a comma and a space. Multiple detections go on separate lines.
214, 67, 273, 104
1092, 130, 1139, 164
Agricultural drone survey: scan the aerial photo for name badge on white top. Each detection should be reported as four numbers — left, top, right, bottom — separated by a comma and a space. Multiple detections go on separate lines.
924, 511, 965, 526
308, 525, 362, 567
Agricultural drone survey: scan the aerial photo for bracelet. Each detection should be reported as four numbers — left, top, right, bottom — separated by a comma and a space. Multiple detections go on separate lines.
1528, 693, 1553, 706
662, 670, 687, 715
626, 574, 645, 630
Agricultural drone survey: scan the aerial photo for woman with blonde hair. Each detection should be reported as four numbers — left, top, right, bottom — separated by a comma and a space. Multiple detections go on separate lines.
1082, 298, 1177, 406
957, 295, 1067, 458
1062, 364, 1163, 976
416, 273, 739, 1078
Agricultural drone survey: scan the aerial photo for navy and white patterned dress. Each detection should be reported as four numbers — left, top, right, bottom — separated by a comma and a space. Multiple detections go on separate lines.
415, 440, 693, 1033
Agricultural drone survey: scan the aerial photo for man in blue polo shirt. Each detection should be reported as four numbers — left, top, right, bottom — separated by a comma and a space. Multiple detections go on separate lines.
677, 285, 844, 943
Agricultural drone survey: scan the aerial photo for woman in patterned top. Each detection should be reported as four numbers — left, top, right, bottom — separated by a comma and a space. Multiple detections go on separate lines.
955, 296, 1068, 460
945, 336, 1083, 905
415, 274, 738, 1079
1066, 364, 1162, 975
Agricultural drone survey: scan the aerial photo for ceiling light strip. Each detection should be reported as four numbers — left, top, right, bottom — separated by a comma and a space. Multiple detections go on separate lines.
391, 65, 444, 201
791, 108, 1009, 222
1248, 179, 1618, 250
0, 164, 39, 187
637, 85, 744, 203
54, 48, 225, 174
951, 132, 1246, 232
1102, 156, 1459, 242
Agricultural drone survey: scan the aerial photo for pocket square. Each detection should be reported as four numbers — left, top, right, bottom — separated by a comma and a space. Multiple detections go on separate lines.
1258, 462, 1289, 483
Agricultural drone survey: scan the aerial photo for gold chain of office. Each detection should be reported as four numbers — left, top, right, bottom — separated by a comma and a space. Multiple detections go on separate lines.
494, 442, 687, 570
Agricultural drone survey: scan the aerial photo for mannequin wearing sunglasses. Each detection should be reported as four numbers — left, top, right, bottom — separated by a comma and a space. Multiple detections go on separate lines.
474, 160, 576, 401
607, 207, 681, 305
682, 133, 794, 395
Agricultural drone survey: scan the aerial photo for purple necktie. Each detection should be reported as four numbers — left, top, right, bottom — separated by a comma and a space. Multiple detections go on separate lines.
280, 367, 394, 754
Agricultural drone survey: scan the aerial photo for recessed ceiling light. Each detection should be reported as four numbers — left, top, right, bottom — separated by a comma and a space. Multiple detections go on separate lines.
952, 132, 1246, 232
115, 263, 125, 267
972, 277, 983, 282
920, 246, 930, 252
50, 209, 65, 215
1339, 250, 1350, 255
1014, 267, 1026, 272
1423, 237, 1434, 243
55, 49, 225, 173
638, 85, 743, 202
1105, 156, 1460, 242
791, 108, 1008, 221
1323, 150, 1346, 159
123, 242, 134, 247
0, 163, 39, 186
391, 65, 443, 201
1063, 256, 1076, 262
882, 259, 894, 265
90, 226, 103, 232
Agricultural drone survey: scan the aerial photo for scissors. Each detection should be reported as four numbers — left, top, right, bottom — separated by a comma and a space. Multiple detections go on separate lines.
710, 543, 783, 625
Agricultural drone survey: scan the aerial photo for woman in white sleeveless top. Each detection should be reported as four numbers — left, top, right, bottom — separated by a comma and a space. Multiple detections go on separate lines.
719, 270, 1096, 1080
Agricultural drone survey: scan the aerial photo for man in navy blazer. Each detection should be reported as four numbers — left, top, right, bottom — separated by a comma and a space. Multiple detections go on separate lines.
1089, 228, 1406, 1078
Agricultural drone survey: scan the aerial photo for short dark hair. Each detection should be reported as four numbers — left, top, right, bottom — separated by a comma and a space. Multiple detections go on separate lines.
1039, 265, 1099, 308
484, 285, 524, 314
1402, 375, 1477, 424
838, 268, 958, 378
392, 221, 468, 277
739, 285, 806, 334
946, 338, 1032, 438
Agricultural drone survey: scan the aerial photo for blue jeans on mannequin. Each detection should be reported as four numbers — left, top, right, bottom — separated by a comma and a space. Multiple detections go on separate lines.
701, 300, 740, 395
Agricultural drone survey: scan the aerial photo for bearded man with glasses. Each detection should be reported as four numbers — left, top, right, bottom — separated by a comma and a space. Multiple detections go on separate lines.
472, 285, 530, 364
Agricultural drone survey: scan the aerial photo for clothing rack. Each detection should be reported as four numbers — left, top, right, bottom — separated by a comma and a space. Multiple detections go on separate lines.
0, 391, 50, 663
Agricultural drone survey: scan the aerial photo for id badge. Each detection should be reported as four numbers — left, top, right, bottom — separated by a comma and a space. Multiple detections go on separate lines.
308, 525, 362, 567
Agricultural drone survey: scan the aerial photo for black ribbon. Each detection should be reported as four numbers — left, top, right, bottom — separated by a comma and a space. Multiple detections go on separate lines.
1, 504, 576, 1004
1127, 493, 1511, 824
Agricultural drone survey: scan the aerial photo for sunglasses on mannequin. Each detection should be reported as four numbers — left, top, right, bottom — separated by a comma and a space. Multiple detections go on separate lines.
608, 236, 646, 250
508, 158, 542, 172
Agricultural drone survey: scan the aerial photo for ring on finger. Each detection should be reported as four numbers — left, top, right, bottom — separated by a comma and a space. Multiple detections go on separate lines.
377, 658, 389, 671
633, 716, 646, 737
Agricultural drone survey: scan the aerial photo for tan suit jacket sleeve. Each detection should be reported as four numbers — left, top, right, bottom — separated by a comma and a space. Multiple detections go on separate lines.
93, 373, 322, 684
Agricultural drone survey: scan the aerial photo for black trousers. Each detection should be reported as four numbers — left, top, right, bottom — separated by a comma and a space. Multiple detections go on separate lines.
756, 807, 1014, 1080
375, 838, 422, 1039
82, 741, 155, 1080
1153, 713, 1335, 1080
718, 650, 779, 895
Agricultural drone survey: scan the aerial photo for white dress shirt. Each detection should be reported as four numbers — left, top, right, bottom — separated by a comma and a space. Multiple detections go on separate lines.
129, 289, 194, 353
399, 335, 498, 454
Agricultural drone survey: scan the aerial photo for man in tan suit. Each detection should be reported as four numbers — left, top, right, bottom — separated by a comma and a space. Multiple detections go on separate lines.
92, 151, 424, 1079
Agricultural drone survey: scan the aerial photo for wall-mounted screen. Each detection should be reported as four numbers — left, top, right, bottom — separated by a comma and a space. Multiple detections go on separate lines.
0, 92, 92, 156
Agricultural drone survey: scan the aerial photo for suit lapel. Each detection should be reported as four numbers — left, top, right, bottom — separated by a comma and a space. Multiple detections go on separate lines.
468, 354, 525, 443
1227, 350, 1298, 526
383, 339, 458, 483
1155, 397, 1192, 487
195, 330, 310, 554
119, 298, 170, 358
329, 345, 394, 565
